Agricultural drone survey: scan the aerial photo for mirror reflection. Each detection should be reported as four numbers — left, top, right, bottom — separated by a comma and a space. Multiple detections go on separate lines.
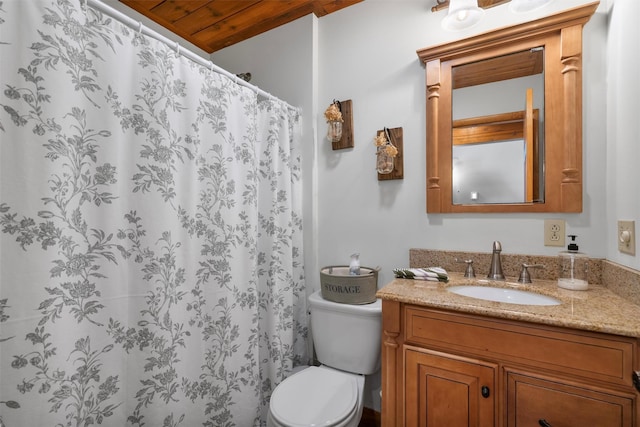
451, 48, 544, 205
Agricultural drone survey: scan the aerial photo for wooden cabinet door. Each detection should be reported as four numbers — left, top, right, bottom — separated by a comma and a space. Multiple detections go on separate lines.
405, 348, 496, 427
506, 370, 635, 427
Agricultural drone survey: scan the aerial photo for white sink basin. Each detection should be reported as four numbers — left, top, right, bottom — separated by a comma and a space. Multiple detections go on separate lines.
446, 285, 561, 306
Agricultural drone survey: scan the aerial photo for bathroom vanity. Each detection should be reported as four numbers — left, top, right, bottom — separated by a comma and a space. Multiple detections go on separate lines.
377, 275, 640, 427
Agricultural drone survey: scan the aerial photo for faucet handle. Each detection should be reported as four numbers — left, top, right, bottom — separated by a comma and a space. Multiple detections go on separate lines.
518, 263, 544, 284
455, 258, 476, 278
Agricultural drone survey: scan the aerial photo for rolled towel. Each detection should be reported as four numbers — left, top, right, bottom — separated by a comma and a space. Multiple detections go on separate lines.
393, 267, 449, 282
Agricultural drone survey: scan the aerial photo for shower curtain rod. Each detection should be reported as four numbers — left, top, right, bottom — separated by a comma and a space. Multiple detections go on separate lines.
86, 0, 284, 105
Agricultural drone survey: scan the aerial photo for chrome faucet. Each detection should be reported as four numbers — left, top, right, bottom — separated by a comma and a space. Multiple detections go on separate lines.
487, 241, 505, 280
455, 258, 475, 278
517, 263, 544, 284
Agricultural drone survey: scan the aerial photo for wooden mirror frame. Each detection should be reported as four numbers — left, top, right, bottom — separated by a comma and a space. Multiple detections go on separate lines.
417, 2, 598, 213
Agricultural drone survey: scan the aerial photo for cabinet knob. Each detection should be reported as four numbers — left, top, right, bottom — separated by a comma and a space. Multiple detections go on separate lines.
633, 371, 640, 392
481, 385, 490, 398
538, 420, 552, 427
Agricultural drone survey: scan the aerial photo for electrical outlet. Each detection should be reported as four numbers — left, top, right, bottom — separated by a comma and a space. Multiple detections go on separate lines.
618, 220, 636, 255
544, 219, 565, 247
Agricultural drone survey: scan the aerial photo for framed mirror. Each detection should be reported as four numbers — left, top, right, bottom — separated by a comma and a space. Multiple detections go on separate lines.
417, 2, 598, 213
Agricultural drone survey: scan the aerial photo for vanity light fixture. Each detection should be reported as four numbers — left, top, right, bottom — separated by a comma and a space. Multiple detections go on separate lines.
436, 0, 555, 31
441, 0, 484, 31
509, 0, 554, 13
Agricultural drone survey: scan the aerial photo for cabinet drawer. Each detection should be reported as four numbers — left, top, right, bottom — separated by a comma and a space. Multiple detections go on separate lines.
506, 369, 634, 427
405, 307, 635, 387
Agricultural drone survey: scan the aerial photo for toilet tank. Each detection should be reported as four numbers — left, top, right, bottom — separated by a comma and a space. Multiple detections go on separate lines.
308, 290, 382, 375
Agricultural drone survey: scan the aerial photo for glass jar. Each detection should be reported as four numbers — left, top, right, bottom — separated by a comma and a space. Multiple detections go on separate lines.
377, 145, 394, 174
557, 250, 589, 290
327, 120, 342, 143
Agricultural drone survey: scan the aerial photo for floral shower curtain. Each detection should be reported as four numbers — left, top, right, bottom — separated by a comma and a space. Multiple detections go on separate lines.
0, 0, 307, 425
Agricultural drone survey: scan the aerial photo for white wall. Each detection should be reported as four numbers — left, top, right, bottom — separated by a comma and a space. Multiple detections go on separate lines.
606, 0, 640, 270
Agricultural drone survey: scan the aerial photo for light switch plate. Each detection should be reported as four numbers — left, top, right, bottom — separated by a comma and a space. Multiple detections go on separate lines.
618, 220, 636, 255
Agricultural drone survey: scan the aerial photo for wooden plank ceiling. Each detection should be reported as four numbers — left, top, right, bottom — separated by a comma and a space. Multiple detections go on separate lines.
119, 0, 363, 53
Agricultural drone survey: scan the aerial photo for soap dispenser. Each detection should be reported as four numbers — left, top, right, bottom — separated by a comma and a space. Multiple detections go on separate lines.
557, 235, 589, 291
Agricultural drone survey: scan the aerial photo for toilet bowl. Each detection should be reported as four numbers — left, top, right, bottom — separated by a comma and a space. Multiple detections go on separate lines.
267, 365, 364, 427
267, 290, 382, 427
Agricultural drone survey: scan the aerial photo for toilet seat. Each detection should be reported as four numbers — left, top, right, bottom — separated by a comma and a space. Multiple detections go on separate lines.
270, 366, 358, 427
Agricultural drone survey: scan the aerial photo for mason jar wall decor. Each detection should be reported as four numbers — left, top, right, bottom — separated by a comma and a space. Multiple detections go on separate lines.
375, 128, 398, 174
375, 127, 404, 181
324, 100, 343, 143
377, 144, 395, 174
327, 119, 343, 143
324, 99, 354, 150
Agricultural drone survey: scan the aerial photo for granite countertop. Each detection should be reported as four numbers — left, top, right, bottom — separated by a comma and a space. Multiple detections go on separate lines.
376, 272, 640, 338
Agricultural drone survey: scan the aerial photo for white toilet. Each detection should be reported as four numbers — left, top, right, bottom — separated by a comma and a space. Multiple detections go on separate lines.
267, 290, 382, 427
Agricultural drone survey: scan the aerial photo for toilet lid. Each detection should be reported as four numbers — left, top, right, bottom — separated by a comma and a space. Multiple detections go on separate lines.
270, 367, 358, 427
